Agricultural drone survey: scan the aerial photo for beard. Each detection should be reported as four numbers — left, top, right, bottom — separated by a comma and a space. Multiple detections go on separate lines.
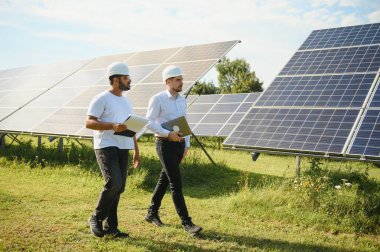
119, 80, 131, 91
174, 85, 182, 92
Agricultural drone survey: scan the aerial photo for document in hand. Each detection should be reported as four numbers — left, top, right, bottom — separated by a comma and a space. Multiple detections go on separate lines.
161, 116, 192, 136
114, 114, 149, 137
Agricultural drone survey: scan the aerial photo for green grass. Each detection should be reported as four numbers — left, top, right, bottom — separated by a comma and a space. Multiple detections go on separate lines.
0, 135, 379, 251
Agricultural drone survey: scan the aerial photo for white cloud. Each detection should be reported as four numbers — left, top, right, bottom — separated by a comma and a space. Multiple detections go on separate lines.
368, 10, 380, 23
309, 0, 338, 8
0, 0, 379, 86
340, 13, 365, 26
338, 0, 362, 7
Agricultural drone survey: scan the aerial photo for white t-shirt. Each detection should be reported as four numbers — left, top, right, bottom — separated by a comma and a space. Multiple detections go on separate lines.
87, 90, 135, 150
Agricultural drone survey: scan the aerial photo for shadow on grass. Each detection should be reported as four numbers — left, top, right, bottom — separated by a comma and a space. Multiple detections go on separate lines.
128, 153, 280, 199
194, 230, 351, 252
0, 138, 280, 199
96, 230, 350, 252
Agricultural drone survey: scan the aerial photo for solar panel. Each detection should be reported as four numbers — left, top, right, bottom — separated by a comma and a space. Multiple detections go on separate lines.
65, 86, 110, 108
140, 60, 217, 83
299, 23, 380, 50
127, 65, 159, 84
127, 48, 180, 66
32, 108, 88, 136
128, 82, 194, 108
185, 94, 199, 105
347, 109, 380, 157
0, 107, 57, 132
225, 108, 359, 153
0, 90, 45, 107
279, 46, 380, 76
186, 93, 261, 136
368, 81, 380, 108
167, 41, 238, 63
345, 74, 380, 158
224, 23, 380, 160
0, 41, 239, 137
57, 70, 105, 88
255, 74, 375, 107
0, 59, 93, 123
81, 53, 133, 70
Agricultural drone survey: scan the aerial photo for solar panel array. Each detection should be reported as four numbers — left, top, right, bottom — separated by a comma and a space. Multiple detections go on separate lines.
186, 93, 261, 136
0, 41, 239, 138
224, 23, 380, 160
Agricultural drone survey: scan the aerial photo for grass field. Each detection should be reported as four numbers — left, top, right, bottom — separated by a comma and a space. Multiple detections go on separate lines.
0, 136, 379, 251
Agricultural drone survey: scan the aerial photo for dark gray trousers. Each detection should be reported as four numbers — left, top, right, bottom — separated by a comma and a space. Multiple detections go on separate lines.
148, 140, 190, 224
94, 147, 129, 229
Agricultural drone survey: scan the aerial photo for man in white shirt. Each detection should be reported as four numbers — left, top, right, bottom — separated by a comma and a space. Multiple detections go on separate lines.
86, 62, 140, 238
144, 65, 202, 235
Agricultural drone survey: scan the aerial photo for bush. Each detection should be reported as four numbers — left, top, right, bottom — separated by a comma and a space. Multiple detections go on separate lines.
287, 158, 380, 234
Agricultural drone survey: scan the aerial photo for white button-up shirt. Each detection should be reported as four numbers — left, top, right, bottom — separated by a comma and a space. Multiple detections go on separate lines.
146, 89, 190, 148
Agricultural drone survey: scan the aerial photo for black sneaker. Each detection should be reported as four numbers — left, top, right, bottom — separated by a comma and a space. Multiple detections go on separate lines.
145, 213, 164, 227
183, 220, 202, 235
88, 215, 104, 237
104, 228, 129, 238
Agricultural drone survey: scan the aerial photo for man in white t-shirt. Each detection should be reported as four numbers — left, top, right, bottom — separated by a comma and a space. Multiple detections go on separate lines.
86, 62, 140, 238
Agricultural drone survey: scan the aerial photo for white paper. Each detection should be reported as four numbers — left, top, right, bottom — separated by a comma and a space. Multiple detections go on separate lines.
123, 114, 149, 132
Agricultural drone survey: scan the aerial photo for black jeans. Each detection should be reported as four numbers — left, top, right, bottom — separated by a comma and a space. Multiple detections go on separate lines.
148, 140, 190, 223
94, 147, 129, 229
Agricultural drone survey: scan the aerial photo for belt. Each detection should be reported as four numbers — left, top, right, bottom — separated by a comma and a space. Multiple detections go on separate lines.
156, 136, 184, 142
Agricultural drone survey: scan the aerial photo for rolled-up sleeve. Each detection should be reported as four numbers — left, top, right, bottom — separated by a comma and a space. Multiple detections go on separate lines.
146, 95, 170, 137
184, 135, 190, 148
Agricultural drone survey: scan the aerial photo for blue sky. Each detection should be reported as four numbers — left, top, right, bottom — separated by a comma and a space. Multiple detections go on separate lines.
1, 0, 380, 88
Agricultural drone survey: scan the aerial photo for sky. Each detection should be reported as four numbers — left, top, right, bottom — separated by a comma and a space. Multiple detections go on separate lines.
1, 0, 380, 88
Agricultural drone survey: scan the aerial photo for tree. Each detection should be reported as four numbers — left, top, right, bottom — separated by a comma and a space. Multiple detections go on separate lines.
216, 57, 263, 93
188, 80, 220, 95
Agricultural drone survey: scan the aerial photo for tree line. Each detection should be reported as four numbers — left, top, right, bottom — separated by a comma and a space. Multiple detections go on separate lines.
188, 57, 263, 95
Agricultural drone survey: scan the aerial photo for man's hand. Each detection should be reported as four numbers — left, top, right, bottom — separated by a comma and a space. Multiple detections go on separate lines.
168, 131, 183, 142
113, 123, 127, 132
133, 151, 140, 168
180, 147, 189, 163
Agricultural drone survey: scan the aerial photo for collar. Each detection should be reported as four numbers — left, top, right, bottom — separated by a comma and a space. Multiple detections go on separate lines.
165, 89, 181, 100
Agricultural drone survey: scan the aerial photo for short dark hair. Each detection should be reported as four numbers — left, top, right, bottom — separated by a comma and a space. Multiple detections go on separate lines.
109, 75, 122, 85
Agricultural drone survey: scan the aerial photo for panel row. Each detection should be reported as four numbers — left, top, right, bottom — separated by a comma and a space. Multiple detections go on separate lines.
256, 74, 376, 107
224, 108, 359, 154
299, 23, 380, 50
280, 45, 380, 75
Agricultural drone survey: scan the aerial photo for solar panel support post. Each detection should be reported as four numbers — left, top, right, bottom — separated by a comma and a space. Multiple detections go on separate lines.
191, 132, 216, 165
59, 138, 64, 162
37, 136, 42, 163
296, 156, 301, 176
0, 133, 5, 152
185, 90, 216, 165
251, 152, 260, 161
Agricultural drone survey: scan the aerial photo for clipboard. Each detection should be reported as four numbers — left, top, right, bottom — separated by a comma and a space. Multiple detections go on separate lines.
114, 114, 149, 137
161, 116, 192, 136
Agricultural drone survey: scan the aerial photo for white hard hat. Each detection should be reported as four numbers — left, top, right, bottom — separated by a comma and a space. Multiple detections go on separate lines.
106, 62, 130, 77
162, 65, 182, 82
